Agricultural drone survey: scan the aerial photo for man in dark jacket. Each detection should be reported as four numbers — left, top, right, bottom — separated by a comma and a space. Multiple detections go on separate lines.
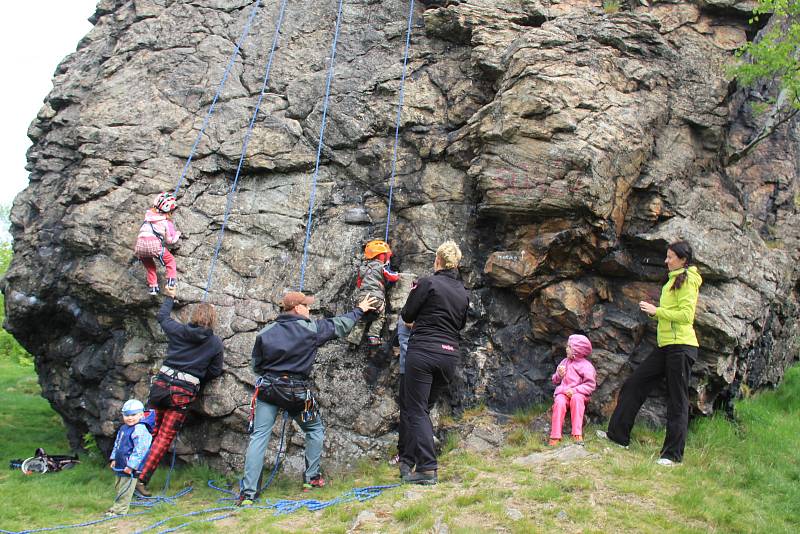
138, 285, 224, 491
400, 241, 468, 485
238, 291, 378, 503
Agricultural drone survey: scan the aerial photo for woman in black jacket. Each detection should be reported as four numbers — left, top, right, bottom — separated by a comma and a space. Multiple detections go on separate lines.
137, 285, 224, 491
400, 241, 469, 485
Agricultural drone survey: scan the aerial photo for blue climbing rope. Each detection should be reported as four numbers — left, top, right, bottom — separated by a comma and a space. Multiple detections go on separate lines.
384, 0, 416, 242
172, 0, 263, 196
297, 0, 346, 291
133, 484, 400, 534
201, 0, 289, 299
0, 511, 151, 534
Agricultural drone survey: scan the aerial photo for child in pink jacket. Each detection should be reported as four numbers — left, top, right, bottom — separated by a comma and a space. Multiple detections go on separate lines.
549, 334, 597, 446
134, 192, 181, 295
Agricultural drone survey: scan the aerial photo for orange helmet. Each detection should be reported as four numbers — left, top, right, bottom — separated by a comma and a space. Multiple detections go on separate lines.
364, 240, 392, 260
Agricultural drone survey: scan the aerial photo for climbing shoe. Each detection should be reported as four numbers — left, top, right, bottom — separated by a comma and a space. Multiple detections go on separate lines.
303, 475, 326, 492
235, 495, 254, 507
166, 278, 177, 289
548, 438, 561, 447
148, 285, 160, 296
135, 482, 152, 497
403, 469, 437, 485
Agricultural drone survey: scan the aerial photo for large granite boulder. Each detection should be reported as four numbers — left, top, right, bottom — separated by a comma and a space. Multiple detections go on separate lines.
3, 0, 798, 473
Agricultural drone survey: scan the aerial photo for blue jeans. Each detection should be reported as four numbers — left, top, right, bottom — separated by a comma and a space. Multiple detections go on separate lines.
240, 399, 325, 498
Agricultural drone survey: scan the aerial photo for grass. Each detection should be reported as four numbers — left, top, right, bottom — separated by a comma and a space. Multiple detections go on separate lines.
2, 355, 800, 532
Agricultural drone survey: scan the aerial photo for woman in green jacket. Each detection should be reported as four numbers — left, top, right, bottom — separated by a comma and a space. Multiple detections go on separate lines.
599, 241, 702, 465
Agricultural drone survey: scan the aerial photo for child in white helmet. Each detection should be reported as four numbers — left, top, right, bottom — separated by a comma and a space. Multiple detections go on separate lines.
106, 399, 154, 516
135, 192, 182, 296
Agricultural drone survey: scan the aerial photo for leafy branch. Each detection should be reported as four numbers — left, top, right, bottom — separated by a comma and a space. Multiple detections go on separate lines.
728, 0, 800, 163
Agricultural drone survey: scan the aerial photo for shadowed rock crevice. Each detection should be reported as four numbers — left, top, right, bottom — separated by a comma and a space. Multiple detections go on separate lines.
3, 0, 799, 473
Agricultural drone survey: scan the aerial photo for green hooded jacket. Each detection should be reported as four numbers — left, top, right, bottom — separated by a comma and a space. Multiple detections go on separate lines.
653, 266, 702, 347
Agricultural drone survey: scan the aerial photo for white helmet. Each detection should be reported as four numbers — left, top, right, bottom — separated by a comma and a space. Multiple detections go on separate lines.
121, 399, 144, 415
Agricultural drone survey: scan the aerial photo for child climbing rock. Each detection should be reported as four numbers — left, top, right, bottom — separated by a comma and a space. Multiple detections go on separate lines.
135, 192, 181, 295
549, 334, 597, 446
107, 399, 154, 516
346, 240, 399, 350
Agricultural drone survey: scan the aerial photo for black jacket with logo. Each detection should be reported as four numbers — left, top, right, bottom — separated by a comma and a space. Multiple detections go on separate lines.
401, 269, 469, 355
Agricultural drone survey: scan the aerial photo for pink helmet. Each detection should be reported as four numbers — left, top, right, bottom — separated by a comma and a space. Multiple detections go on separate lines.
153, 192, 177, 213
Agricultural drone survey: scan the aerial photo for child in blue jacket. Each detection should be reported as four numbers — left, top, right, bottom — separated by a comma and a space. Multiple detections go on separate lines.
106, 399, 154, 516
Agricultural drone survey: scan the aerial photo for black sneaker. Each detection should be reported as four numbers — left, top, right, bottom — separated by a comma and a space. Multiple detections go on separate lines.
148, 286, 160, 296
403, 469, 437, 485
166, 278, 177, 289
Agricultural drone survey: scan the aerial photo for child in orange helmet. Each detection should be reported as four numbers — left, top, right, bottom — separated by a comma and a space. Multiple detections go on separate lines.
346, 240, 399, 349
134, 192, 181, 295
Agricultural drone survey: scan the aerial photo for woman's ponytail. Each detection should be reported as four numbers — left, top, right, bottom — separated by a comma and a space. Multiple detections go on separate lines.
668, 241, 693, 291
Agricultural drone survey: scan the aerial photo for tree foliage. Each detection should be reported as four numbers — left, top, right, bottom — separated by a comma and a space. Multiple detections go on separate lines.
0, 241, 31, 364
729, 0, 800, 162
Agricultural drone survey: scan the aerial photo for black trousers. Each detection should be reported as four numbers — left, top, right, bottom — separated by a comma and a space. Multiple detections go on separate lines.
607, 344, 696, 462
396, 374, 413, 467
403, 346, 456, 471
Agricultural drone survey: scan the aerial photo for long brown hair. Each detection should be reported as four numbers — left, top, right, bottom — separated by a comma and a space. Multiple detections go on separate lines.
190, 303, 216, 329
668, 241, 693, 291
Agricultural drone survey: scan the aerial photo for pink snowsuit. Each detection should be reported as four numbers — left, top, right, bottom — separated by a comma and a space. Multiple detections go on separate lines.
550, 352, 597, 439
137, 209, 180, 287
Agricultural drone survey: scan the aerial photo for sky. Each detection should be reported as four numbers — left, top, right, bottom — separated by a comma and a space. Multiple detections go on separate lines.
0, 1, 98, 212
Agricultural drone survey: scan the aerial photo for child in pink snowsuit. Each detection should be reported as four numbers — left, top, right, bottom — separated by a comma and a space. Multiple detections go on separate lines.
135, 192, 181, 296
549, 334, 596, 445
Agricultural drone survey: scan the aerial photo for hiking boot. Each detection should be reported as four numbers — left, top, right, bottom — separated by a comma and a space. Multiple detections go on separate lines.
166, 278, 177, 289
572, 435, 584, 446
595, 429, 629, 449
548, 438, 561, 447
403, 469, 437, 485
148, 285, 160, 296
303, 475, 325, 492
135, 482, 151, 497
399, 461, 413, 479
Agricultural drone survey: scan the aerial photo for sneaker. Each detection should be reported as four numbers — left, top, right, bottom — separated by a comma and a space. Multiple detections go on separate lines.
235, 495, 254, 507
399, 461, 413, 479
366, 335, 381, 347
548, 438, 561, 447
303, 475, 326, 492
656, 457, 676, 466
572, 435, 584, 446
135, 482, 151, 497
148, 286, 160, 296
595, 430, 629, 449
403, 469, 437, 485
388, 454, 400, 466
104, 511, 116, 518
166, 278, 177, 289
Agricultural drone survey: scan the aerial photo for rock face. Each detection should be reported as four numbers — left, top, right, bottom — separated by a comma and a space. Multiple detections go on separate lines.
3, 0, 799, 473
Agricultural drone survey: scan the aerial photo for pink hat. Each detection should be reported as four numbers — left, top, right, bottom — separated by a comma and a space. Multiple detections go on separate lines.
568, 334, 592, 359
